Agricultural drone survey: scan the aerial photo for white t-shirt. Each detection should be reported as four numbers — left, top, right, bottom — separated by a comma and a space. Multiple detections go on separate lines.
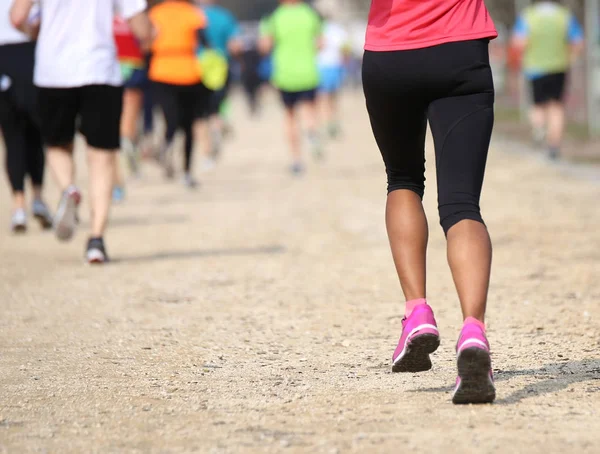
0, 0, 39, 45
318, 21, 349, 68
34, 0, 146, 88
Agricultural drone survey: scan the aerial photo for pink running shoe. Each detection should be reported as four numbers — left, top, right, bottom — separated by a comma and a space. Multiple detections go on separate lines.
392, 304, 440, 373
452, 322, 496, 404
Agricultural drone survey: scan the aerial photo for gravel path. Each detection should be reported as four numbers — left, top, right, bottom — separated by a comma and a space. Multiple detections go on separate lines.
1, 91, 599, 453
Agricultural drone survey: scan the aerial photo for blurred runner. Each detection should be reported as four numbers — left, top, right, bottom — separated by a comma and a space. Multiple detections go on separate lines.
512, 0, 584, 160
10, 0, 153, 263
149, 0, 211, 188
363, 0, 498, 403
260, 0, 323, 175
195, 0, 242, 170
113, 15, 148, 201
239, 28, 264, 117
0, 0, 52, 233
316, 5, 349, 139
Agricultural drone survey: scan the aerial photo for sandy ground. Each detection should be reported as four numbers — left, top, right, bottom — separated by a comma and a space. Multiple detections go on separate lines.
1, 91, 600, 453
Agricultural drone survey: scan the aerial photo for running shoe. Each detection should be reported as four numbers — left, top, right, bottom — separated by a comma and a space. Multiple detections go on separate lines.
86, 237, 109, 264
392, 303, 440, 373
199, 157, 217, 173
548, 147, 560, 161
11, 209, 27, 234
183, 173, 199, 189
308, 133, 324, 160
452, 321, 496, 404
32, 199, 53, 230
327, 122, 341, 140
54, 186, 81, 242
162, 146, 175, 180
290, 161, 305, 176
122, 137, 140, 176
211, 129, 223, 160
112, 186, 125, 203
532, 127, 545, 147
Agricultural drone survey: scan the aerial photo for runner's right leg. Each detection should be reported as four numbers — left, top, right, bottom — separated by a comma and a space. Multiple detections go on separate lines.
546, 100, 565, 159
300, 91, 322, 159
79, 84, 123, 263
120, 86, 143, 175
153, 82, 180, 179
284, 104, 302, 174
1, 99, 29, 232
38, 87, 81, 242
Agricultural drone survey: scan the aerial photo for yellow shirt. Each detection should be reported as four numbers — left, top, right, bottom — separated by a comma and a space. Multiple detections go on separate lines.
149, 2, 205, 85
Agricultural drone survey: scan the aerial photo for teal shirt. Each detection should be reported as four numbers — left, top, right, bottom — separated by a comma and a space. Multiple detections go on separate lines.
261, 3, 322, 92
202, 5, 240, 60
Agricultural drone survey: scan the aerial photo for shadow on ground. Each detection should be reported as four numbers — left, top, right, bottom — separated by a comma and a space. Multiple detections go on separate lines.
407, 359, 600, 404
113, 245, 286, 264
79, 215, 190, 228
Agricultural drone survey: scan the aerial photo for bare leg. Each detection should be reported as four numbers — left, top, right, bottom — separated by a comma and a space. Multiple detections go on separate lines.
545, 101, 565, 150
285, 107, 301, 162
13, 191, 26, 211
194, 119, 211, 163
47, 144, 75, 191
32, 186, 43, 201
87, 147, 116, 238
447, 220, 492, 322
529, 104, 546, 133
301, 100, 318, 136
121, 88, 143, 140
386, 190, 428, 301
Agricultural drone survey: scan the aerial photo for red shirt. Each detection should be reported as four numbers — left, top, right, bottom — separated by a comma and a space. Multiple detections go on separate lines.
113, 17, 144, 67
365, 0, 498, 51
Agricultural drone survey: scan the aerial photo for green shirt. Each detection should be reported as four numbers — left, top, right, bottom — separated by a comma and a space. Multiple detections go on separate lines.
519, 4, 575, 75
261, 3, 322, 92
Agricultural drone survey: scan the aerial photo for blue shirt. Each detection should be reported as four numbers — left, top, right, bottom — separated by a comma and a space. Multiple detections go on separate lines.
202, 5, 240, 59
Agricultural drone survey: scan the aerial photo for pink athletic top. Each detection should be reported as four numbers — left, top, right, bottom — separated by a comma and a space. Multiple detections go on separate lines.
365, 0, 498, 51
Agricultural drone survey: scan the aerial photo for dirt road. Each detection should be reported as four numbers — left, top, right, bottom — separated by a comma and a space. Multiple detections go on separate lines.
1, 92, 599, 453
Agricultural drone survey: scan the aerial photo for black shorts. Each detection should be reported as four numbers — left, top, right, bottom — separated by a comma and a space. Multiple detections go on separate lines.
124, 68, 148, 90
280, 89, 317, 109
531, 72, 567, 105
153, 82, 212, 124
363, 39, 495, 234
37, 85, 123, 150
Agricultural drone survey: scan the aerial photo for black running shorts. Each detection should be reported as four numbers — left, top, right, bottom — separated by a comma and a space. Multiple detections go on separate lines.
37, 84, 123, 151
280, 89, 317, 109
531, 72, 567, 105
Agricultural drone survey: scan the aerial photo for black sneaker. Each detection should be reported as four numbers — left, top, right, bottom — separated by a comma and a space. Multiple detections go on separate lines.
86, 237, 109, 264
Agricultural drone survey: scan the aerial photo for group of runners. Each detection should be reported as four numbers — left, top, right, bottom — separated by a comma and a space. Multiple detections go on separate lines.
0, 0, 587, 405
1, 0, 353, 244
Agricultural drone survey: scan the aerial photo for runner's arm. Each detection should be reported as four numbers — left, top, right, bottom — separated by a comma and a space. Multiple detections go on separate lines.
117, 0, 154, 51
567, 14, 585, 64
9, 0, 34, 32
227, 16, 243, 57
258, 16, 273, 55
128, 12, 155, 52
510, 15, 529, 50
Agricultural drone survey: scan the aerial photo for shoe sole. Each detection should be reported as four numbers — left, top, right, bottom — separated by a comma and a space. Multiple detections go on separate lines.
54, 194, 78, 242
392, 333, 440, 373
86, 249, 106, 265
452, 347, 496, 405
34, 213, 53, 230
